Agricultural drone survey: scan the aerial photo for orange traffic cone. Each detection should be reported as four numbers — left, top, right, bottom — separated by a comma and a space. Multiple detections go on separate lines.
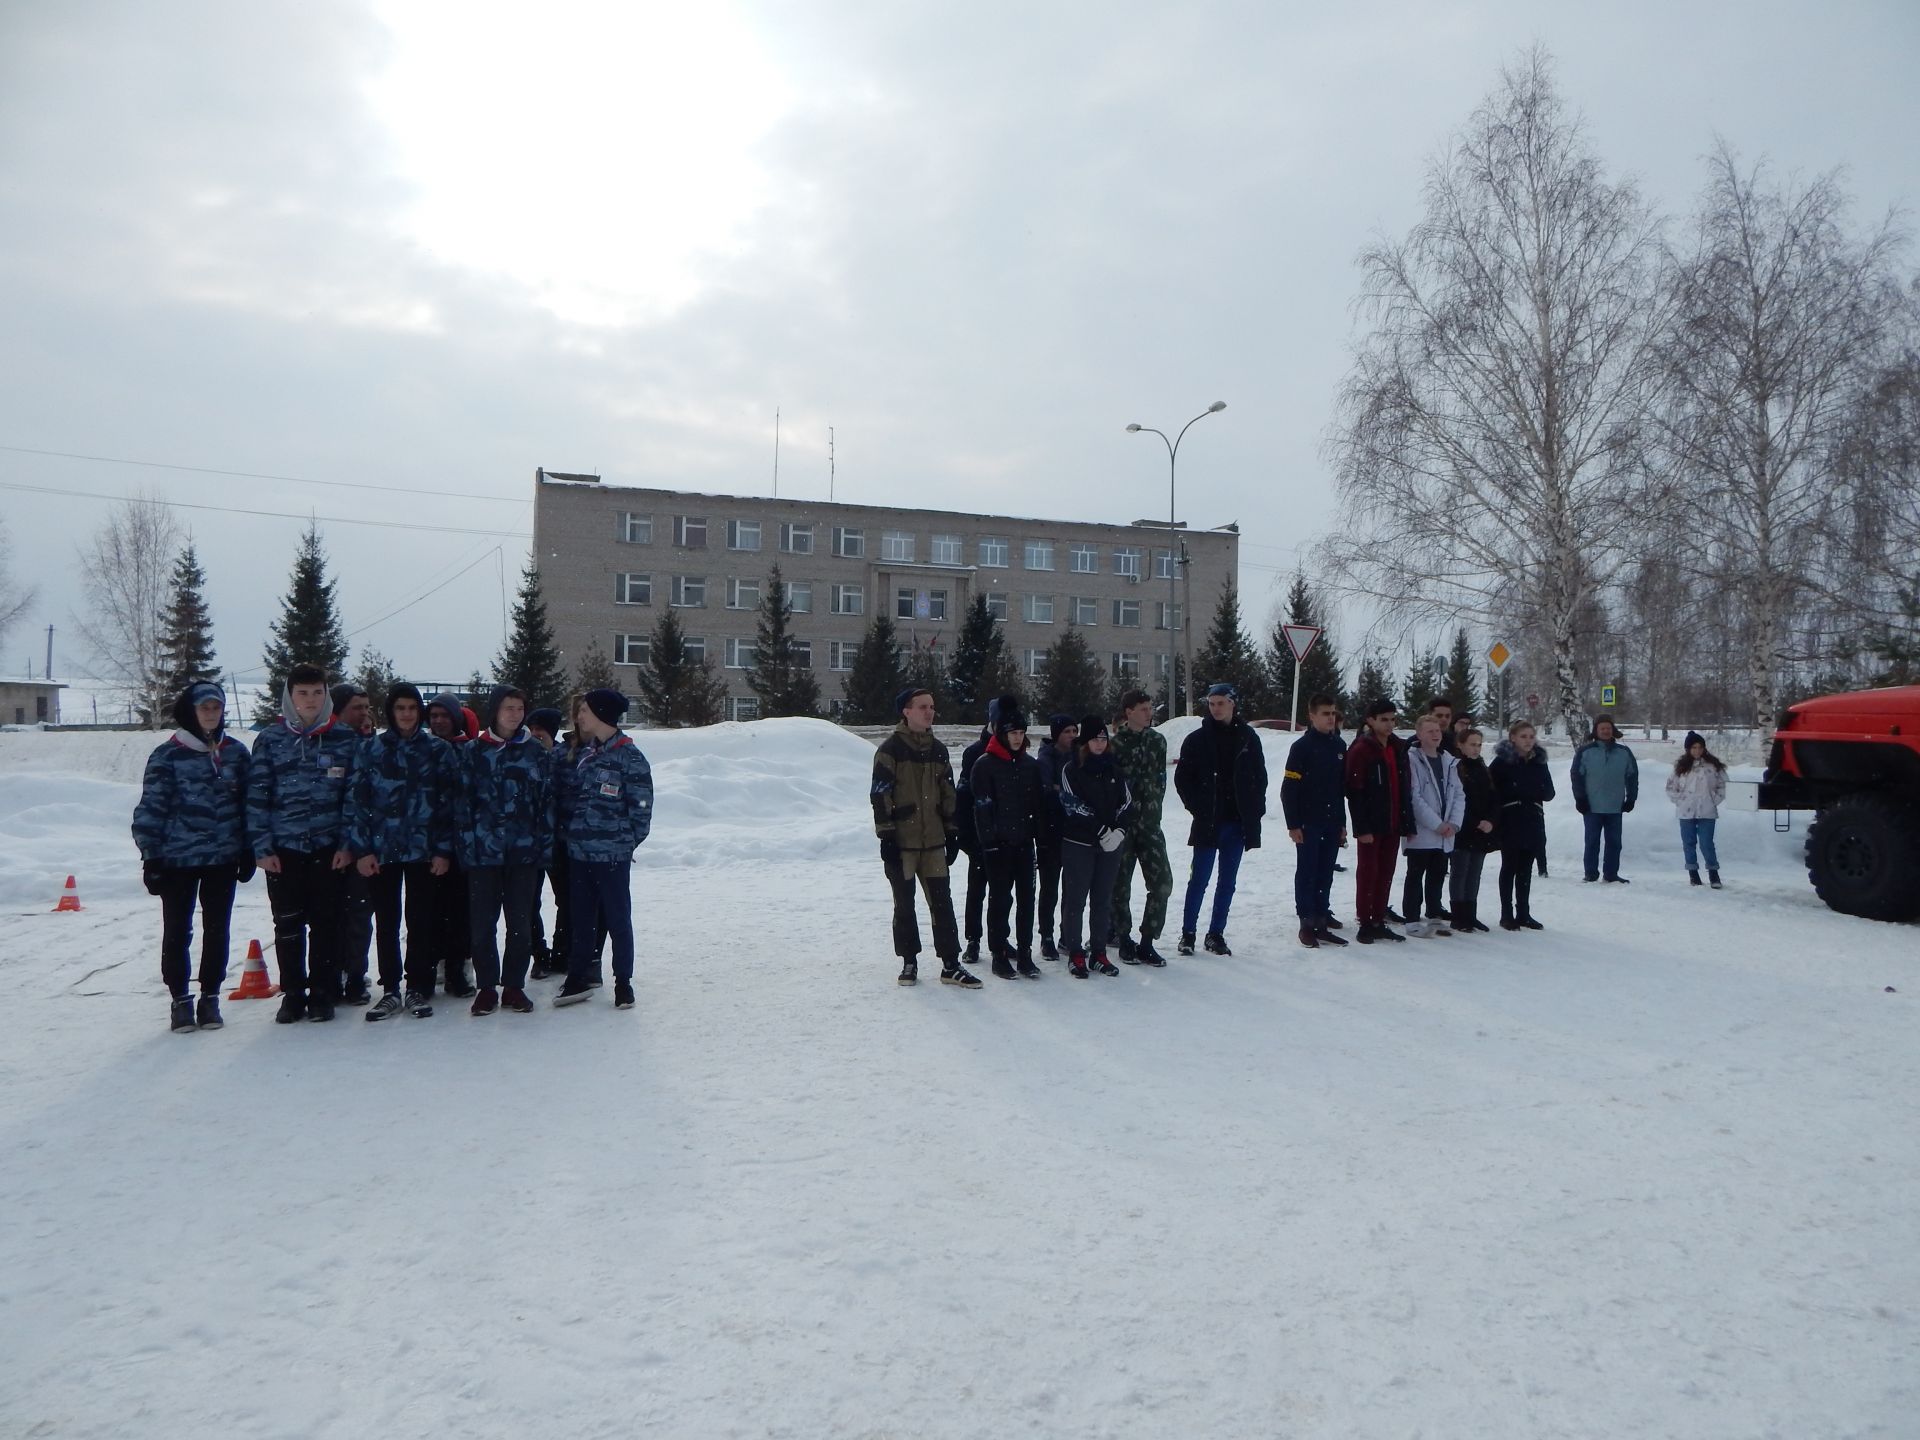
53, 875, 83, 913
228, 940, 280, 999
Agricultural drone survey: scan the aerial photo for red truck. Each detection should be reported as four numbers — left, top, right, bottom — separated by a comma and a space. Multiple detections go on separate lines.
1757, 685, 1920, 921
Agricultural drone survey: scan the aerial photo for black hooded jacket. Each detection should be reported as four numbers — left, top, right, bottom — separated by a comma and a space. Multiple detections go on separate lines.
1174, 716, 1267, 849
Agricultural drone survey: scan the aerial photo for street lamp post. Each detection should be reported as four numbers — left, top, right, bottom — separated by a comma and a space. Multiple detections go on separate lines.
1126, 402, 1225, 717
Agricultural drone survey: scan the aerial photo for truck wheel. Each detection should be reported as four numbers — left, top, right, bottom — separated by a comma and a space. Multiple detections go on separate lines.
1805, 794, 1920, 922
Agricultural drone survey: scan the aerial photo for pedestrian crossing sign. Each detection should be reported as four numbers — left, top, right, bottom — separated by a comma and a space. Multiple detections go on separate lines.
1600, 684, 1617, 707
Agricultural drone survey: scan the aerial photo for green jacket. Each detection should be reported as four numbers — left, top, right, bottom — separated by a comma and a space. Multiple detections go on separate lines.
870, 723, 958, 853
1110, 724, 1167, 835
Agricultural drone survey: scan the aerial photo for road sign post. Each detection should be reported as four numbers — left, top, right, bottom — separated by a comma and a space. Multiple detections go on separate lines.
1486, 642, 1514, 728
1282, 624, 1322, 731
1600, 683, 1618, 708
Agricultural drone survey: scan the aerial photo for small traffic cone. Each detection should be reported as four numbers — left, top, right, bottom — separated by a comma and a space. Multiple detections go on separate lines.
53, 875, 83, 913
228, 940, 280, 999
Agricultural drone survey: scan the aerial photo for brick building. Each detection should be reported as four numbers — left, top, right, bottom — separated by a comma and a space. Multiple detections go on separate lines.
531, 471, 1240, 721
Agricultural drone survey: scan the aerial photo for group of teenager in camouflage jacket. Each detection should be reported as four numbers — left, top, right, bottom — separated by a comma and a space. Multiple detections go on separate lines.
133, 664, 652, 1035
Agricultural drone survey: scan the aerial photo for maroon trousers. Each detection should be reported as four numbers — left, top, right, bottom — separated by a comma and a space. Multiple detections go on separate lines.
1354, 837, 1399, 925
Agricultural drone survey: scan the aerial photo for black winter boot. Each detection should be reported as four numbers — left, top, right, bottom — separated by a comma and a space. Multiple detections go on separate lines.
1709, 869, 1722, 889
1689, 869, 1703, 886
990, 954, 1017, 980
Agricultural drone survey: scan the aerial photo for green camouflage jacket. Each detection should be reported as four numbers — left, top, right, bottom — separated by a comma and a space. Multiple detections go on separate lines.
1109, 724, 1167, 834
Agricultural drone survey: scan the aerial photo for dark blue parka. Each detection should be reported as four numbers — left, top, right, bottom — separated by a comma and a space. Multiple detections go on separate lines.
348, 709, 456, 864
558, 731, 654, 862
246, 684, 359, 859
1490, 739, 1556, 852
133, 688, 251, 868
1279, 726, 1348, 831
456, 726, 556, 869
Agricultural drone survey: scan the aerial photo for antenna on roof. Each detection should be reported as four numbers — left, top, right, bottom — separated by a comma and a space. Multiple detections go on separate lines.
773, 408, 780, 498
829, 426, 835, 502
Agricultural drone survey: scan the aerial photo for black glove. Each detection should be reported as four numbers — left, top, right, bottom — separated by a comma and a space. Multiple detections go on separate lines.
1576, 802, 1590, 816
235, 854, 257, 884
879, 837, 900, 864
142, 861, 165, 897
945, 835, 961, 866
1622, 800, 1635, 814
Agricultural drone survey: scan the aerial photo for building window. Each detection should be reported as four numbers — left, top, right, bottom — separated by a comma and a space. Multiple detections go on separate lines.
1155, 548, 1176, 580
1112, 599, 1141, 628
1157, 653, 1171, 677
1025, 648, 1047, 678
828, 639, 857, 672
1072, 596, 1098, 626
726, 576, 761, 610
789, 639, 812, 668
725, 637, 757, 669
730, 696, 760, 722
1069, 542, 1098, 573
931, 534, 962, 566
780, 522, 814, 555
978, 537, 1009, 568
1155, 602, 1182, 630
684, 636, 707, 664
614, 633, 651, 666
984, 592, 1009, 622
832, 526, 864, 558
1023, 539, 1054, 571
831, 583, 864, 616
615, 573, 651, 606
1114, 547, 1142, 579
895, 588, 950, 621
1112, 651, 1140, 678
881, 530, 915, 563
782, 580, 812, 613
726, 519, 762, 552
673, 515, 707, 549
896, 588, 917, 620
1023, 593, 1055, 624
671, 575, 706, 608
621, 512, 653, 544
926, 589, 947, 622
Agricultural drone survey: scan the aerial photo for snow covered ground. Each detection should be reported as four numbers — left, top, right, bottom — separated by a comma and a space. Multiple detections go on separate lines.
0, 720, 1913, 1439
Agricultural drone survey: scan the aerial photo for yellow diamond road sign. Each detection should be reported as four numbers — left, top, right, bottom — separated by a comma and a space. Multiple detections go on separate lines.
1487, 642, 1513, 673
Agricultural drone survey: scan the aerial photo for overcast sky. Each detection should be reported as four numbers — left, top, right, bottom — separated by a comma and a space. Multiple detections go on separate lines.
2, 0, 1914, 701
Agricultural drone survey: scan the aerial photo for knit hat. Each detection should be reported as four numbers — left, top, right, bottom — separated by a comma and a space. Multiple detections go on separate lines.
385, 682, 424, 726
329, 682, 366, 711
1205, 682, 1238, 701
526, 706, 564, 738
1048, 713, 1077, 741
992, 699, 1028, 738
1683, 729, 1706, 751
1077, 714, 1109, 745
584, 688, 628, 726
894, 686, 931, 718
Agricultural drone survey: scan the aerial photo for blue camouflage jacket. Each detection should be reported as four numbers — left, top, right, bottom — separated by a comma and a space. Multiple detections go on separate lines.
246, 690, 359, 859
348, 725, 457, 863
455, 729, 556, 868
133, 728, 251, 867
559, 731, 654, 862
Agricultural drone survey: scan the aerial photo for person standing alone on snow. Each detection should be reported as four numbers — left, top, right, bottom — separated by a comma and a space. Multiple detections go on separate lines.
1345, 699, 1413, 944
455, 685, 555, 1017
1173, 682, 1267, 956
1109, 689, 1172, 967
133, 682, 253, 1034
1572, 713, 1638, 883
971, 699, 1045, 980
871, 686, 973, 988
1280, 692, 1349, 949
1489, 720, 1553, 931
1057, 715, 1132, 978
553, 688, 653, 1011
1666, 731, 1728, 889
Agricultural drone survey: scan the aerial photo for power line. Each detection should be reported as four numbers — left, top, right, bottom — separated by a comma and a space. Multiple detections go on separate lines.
0, 443, 525, 503
0, 479, 531, 540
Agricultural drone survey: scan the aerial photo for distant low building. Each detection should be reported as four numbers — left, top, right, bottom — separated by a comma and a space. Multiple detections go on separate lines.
0, 679, 66, 726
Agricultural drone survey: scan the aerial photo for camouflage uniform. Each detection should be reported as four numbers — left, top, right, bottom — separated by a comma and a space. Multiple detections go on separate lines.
871, 721, 961, 964
457, 695, 558, 994
555, 729, 653, 986
1109, 723, 1172, 943
348, 710, 457, 997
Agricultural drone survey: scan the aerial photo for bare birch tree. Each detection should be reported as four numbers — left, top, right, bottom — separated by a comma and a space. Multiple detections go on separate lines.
0, 517, 33, 653
1656, 145, 1908, 740
73, 492, 181, 725
1326, 47, 1672, 743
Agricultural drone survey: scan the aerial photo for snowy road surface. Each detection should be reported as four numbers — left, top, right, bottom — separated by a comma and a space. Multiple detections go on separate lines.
0, 721, 1913, 1439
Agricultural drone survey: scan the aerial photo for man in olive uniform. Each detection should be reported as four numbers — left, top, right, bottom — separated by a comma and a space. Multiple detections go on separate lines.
1108, 688, 1172, 967
870, 687, 980, 989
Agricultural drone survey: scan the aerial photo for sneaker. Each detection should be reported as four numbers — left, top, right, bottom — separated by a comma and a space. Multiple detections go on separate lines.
554, 978, 594, 1006
406, 989, 434, 1018
963, 941, 981, 964
470, 987, 499, 1018
170, 996, 198, 1034
990, 954, 1017, 980
1604, 875, 1630, 885
1539, 860, 1550, 878
1385, 907, 1405, 923
1015, 954, 1042, 980
940, 964, 983, 989
898, 958, 918, 986
1114, 936, 1138, 963
501, 987, 535, 1013
1323, 916, 1346, 931
1068, 951, 1089, 978
1298, 926, 1320, 949
366, 991, 405, 1021
1313, 926, 1349, 947
195, 994, 224, 1030
306, 996, 336, 1023
275, 993, 306, 1024
1518, 916, 1544, 930
587, 970, 605, 990
1689, 870, 1703, 887
1039, 937, 1060, 962
614, 982, 635, 1010
1377, 926, 1407, 943
1091, 952, 1120, 977
1203, 932, 1232, 956
1356, 924, 1378, 945
1135, 940, 1168, 967
529, 957, 554, 980
1500, 917, 1524, 931
1176, 932, 1197, 956
1584, 874, 1600, 883
444, 978, 477, 999
1709, 870, 1722, 889
342, 981, 372, 1006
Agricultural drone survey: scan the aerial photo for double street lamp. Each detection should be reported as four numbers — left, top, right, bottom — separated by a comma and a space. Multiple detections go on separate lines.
1126, 401, 1226, 717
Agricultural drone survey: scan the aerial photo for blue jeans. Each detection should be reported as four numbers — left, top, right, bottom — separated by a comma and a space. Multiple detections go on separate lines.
1678, 818, 1719, 872
568, 857, 634, 983
1183, 821, 1245, 936
1582, 812, 1623, 880
1292, 822, 1341, 923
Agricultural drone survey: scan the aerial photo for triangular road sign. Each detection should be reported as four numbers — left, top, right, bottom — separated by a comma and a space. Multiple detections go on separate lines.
1282, 624, 1322, 662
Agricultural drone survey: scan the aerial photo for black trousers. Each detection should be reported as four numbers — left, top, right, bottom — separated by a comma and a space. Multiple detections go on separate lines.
1036, 838, 1063, 941
469, 863, 540, 991
1499, 847, 1539, 920
1059, 841, 1123, 955
963, 848, 988, 945
985, 841, 1037, 958
884, 847, 959, 963
1401, 849, 1449, 922
548, 849, 606, 973
340, 865, 374, 990
370, 860, 438, 995
157, 864, 238, 998
432, 861, 471, 985
264, 849, 346, 1002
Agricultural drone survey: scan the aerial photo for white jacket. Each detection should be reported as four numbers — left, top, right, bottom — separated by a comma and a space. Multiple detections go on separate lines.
1403, 746, 1465, 853
1665, 763, 1726, 821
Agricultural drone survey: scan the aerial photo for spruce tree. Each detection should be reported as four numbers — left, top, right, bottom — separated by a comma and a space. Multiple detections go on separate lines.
255, 524, 349, 726
945, 595, 1001, 724
1266, 573, 1346, 720
574, 636, 618, 695
493, 559, 569, 708
155, 541, 220, 703
1442, 627, 1483, 717
841, 612, 908, 724
1033, 625, 1106, 720
353, 648, 398, 721
1149, 655, 1186, 721
1352, 650, 1396, 723
1192, 578, 1268, 713
745, 563, 823, 717
635, 609, 727, 727
1402, 650, 1441, 716
904, 639, 947, 719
